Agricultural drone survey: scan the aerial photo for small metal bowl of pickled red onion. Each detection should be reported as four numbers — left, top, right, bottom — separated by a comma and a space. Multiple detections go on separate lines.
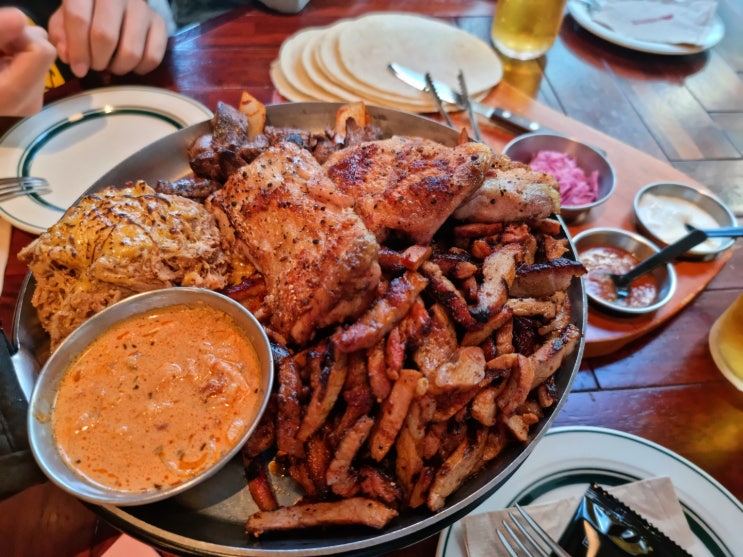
27, 287, 274, 506
633, 182, 736, 261
573, 227, 677, 316
502, 132, 615, 224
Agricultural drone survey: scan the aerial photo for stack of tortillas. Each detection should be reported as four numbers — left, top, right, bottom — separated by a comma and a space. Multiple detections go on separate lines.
271, 12, 503, 113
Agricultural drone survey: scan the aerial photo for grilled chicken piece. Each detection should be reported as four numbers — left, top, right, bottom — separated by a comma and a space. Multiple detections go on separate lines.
210, 141, 381, 345
454, 163, 560, 223
324, 136, 493, 244
245, 497, 398, 536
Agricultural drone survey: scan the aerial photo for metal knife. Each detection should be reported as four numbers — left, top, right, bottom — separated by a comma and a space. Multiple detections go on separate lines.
388, 62, 544, 135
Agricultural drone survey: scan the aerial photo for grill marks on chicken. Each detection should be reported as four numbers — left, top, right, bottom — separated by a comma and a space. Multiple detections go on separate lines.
324, 136, 494, 244
211, 142, 381, 345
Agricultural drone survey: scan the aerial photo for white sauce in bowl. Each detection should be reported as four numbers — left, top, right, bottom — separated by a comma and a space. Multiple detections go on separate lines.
636, 193, 725, 253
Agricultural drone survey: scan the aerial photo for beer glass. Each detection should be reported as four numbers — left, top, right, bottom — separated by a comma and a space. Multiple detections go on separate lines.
491, 0, 568, 60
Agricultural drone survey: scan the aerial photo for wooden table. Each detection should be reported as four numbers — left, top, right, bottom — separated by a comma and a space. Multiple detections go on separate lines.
1, 1, 742, 555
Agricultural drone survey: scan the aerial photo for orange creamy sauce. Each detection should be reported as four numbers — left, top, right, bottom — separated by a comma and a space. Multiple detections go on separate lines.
580, 246, 658, 308
52, 303, 263, 493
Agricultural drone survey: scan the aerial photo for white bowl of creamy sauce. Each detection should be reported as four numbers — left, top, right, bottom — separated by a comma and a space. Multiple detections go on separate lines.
633, 182, 736, 260
28, 287, 273, 506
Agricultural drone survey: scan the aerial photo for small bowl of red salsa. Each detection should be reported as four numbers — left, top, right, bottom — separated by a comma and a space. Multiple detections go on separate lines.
573, 227, 677, 315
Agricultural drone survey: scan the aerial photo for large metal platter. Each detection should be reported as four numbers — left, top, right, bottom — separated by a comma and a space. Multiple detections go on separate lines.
12, 102, 586, 556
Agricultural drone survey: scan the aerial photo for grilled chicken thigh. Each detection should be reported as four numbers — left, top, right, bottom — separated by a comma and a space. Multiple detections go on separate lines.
323, 136, 493, 244
453, 162, 560, 223
209, 141, 381, 346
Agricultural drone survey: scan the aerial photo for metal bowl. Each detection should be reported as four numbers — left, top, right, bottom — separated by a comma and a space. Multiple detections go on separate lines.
573, 227, 677, 316
633, 182, 736, 261
502, 132, 615, 224
27, 287, 274, 507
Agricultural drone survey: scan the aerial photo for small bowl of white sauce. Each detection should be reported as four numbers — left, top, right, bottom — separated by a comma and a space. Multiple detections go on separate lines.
633, 182, 736, 261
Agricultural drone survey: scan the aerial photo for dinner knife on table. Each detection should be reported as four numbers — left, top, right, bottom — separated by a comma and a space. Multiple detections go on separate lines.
388, 62, 544, 135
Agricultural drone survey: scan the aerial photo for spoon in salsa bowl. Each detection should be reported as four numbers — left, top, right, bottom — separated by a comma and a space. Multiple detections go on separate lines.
611, 225, 743, 298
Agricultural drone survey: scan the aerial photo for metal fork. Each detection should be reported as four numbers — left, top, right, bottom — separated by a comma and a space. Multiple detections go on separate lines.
496, 504, 572, 557
0, 176, 51, 202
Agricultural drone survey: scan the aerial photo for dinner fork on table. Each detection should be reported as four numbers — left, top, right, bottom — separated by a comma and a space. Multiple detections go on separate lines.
496, 504, 572, 557
0, 176, 51, 202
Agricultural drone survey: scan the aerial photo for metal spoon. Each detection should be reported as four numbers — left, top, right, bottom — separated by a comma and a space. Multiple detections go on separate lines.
610, 226, 743, 298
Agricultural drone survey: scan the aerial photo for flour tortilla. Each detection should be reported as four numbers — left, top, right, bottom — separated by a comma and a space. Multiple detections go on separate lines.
278, 27, 345, 102
337, 13, 502, 100
270, 60, 316, 103
314, 19, 435, 109
270, 12, 500, 113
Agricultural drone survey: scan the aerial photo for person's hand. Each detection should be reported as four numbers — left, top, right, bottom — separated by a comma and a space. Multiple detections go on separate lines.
48, 0, 168, 78
0, 7, 57, 117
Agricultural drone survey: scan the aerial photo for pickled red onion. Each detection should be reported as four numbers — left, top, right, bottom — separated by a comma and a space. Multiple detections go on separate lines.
528, 150, 599, 206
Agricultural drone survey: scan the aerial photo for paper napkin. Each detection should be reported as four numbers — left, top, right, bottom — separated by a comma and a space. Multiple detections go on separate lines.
589, 0, 719, 45
462, 476, 706, 556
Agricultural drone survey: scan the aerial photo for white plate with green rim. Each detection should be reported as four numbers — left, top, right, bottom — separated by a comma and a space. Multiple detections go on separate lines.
436, 426, 742, 557
0, 86, 212, 234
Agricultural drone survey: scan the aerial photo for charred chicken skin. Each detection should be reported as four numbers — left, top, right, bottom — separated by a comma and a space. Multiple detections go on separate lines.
323, 136, 494, 244
209, 141, 381, 346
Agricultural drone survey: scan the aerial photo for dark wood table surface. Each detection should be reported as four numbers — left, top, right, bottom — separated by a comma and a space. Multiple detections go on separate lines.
1, 1, 742, 555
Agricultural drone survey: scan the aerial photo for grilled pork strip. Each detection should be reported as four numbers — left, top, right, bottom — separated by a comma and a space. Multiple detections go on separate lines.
245, 497, 398, 536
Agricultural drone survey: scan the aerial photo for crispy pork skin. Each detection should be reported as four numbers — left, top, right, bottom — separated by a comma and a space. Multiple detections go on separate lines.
210, 141, 381, 346
323, 136, 493, 244
454, 163, 560, 223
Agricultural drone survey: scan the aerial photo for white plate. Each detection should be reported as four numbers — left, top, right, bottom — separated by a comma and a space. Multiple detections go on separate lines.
567, 1, 725, 55
0, 86, 212, 234
436, 426, 742, 557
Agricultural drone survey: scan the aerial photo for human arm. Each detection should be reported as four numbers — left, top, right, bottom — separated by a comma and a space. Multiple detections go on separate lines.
47, 0, 168, 78
0, 7, 57, 117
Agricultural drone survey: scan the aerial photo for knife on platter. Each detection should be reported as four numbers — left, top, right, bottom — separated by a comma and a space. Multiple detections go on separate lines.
388, 62, 544, 135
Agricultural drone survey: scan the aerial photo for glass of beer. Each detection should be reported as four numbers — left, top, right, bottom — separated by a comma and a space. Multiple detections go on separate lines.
491, 0, 568, 60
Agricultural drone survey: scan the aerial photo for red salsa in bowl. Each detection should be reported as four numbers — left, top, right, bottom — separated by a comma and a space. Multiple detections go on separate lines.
572, 227, 676, 316
580, 245, 658, 308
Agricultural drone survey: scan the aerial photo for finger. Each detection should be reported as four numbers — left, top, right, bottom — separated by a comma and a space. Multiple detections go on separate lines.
107, 1, 158, 75
88, 0, 128, 72
0, 28, 56, 116
133, 15, 167, 75
60, 0, 95, 77
47, 9, 67, 61
0, 7, 30, 51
